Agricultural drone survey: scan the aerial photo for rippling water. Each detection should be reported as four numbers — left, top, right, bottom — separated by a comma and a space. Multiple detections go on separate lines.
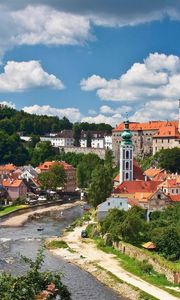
0, 206, 124, 300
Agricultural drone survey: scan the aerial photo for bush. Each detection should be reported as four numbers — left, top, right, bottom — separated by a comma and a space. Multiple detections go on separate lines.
46, 240, 68, 249
138, 260, 153, 274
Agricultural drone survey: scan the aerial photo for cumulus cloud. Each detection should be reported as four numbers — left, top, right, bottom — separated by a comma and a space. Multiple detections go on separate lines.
82, 113, 123, 126
23, 105, 81, 123
100, 105, 132, 115
0, 100, 16, 108
81, 53, 180, 102
130, 100, 178, 122
0, 2, 180, 58
3, 1, 180, 27
0, 60, 64, 92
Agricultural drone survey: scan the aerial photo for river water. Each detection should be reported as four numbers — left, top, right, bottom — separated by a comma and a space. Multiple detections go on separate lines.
0, 206, 124, 300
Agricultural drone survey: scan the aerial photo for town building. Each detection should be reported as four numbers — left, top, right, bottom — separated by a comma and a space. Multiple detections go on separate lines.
112, 120, 178, 163
2, 179, 27, 201
129, 189, 172, 220
80, 131, 112, 149
152, 122, 180, 154
40, 130, 74, 148
36, 161, 76, 192
158, 177, 180, 195
113, 180, 161, 199
114, 159, 146, 187
97, 196, 128, 220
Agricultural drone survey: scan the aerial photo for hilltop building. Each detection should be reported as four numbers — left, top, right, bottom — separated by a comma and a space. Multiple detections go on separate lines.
112, 100, 180, 162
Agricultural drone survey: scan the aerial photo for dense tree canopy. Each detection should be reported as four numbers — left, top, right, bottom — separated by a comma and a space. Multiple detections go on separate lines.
138, 147, 180, 173
100, 204, 180, 261
38, 164, 67, 191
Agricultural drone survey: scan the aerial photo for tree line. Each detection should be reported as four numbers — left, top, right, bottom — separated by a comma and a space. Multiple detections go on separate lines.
99, 205, 180, 261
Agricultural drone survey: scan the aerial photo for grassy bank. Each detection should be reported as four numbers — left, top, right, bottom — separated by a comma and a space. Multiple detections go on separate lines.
0, 205, 27, 216
95, 240, 180, 298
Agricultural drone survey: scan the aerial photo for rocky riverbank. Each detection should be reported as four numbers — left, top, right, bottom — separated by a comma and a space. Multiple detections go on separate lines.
48, 226, 179, 300
0, 201, 84, 227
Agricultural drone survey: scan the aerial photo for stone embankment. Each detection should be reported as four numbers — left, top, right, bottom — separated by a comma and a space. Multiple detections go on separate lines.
0, 201, 84, 227
49, 226, 179, 300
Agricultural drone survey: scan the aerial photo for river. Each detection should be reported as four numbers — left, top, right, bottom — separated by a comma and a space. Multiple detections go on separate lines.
0, 205, 124, 300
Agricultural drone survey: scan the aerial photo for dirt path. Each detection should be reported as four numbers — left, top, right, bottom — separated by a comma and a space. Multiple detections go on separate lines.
0, 201, 83, 227
51, 226, 179, 300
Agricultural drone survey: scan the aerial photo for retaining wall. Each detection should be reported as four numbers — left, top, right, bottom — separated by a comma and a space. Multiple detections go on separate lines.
112, 241, 180, 284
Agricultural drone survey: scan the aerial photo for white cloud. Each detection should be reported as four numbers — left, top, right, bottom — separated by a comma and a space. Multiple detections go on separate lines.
82, 113, 122, 126
1, 2, 180, 59
81, 53, 180, 103
80, 75, 107, 91
100, 105, 132, 115
130, 100, 178, 122
0, 60, 64, 92
11, 5, 93, 46
0, 100, 16, 108
23, 105, 81, 123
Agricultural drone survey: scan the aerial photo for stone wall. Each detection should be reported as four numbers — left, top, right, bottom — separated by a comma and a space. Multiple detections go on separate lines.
112, 241, 180, 284
60, 146, 106, 159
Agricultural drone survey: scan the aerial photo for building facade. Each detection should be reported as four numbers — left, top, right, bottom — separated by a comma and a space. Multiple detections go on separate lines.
119, 119, 133, 184
113, 120, 178, 163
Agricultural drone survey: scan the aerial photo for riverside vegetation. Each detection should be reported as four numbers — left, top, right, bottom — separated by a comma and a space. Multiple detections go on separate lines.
0, 247, 71, 300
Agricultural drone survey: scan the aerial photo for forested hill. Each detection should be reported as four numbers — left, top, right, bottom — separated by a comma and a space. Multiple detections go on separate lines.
0, 105, 112, 136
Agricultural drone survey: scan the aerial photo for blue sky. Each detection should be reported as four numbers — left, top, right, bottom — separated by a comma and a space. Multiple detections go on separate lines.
1, 1, 180, 125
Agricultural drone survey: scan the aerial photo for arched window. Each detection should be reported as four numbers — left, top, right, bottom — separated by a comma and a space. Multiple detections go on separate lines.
126, 172, 129, 180
126, 151, 129, 159
126, 161, 129, 169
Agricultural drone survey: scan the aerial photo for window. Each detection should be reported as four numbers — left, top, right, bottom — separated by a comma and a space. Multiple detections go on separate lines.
176, 189, 178, 194
157, 194, 161, 199
108, 202, 110, 206
126, 161, 129, 169
126, 151, 129, 159
126, 173, 129, 180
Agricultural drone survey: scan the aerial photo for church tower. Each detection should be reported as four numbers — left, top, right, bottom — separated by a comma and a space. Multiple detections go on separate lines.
119, 118, 133, 184
178, 99, 180, 134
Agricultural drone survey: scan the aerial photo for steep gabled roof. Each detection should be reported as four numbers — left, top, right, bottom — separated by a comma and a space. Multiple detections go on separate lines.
2, 179, 23, 188
113, 180, 161, 194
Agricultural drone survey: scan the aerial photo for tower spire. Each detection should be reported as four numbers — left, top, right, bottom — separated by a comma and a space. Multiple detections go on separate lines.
119, 117, 133, 184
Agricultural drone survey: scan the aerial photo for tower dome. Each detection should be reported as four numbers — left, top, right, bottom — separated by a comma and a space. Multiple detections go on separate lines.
121, 120, 132, 145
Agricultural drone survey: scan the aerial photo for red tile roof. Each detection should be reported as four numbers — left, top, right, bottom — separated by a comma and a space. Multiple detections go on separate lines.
113, 121, 178, 132
113, 180, 161, 194
158, 178, 180, 188
3, 179, 23, 188
0, 164, 17, 172
169, 195, 180, 202
153, 124, 180, 138
37, 161, 75, 171
144, 168, 163, 178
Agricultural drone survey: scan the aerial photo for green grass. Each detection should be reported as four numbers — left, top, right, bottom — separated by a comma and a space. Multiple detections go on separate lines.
46, 240, 68, 249
0, 205, 27, 216
139, 291, 159, 300
95, 240, 180, 298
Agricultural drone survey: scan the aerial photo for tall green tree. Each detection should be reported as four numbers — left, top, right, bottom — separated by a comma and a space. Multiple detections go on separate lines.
88, 164, 113, 207
31, 141, 57, 166
38, 164, 66, 191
